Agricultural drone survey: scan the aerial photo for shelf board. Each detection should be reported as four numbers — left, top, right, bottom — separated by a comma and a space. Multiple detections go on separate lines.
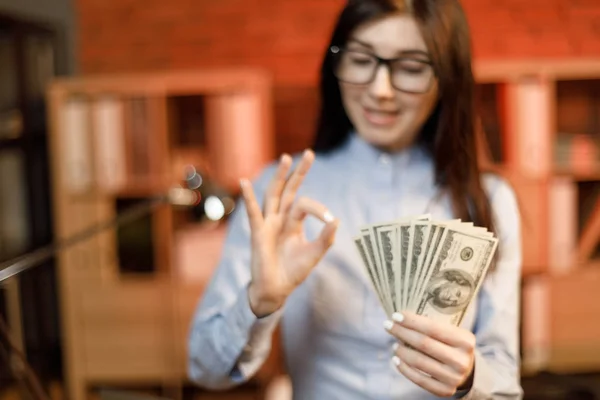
553, 167, 600, 181
475, 58, 600, 83
49, 68, 272, 97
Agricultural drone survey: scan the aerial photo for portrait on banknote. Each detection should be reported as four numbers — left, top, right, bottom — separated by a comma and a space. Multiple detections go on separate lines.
423, 269, 474, 314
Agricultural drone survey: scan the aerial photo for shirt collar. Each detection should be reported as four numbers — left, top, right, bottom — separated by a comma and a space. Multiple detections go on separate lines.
342, 132, 429, 169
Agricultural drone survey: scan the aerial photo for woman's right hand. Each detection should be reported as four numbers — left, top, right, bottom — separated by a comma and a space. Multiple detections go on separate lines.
240, 149, 339, 318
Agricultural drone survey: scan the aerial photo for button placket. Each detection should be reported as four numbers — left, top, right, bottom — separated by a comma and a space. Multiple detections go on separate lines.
375, 154, 394, 187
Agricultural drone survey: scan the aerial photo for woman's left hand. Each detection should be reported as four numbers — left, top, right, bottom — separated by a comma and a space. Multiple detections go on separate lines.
384, 311, 475, 397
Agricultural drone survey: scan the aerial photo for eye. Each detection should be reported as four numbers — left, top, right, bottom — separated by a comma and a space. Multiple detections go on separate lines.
347, 53, 375, 66
395, 60, 429, 74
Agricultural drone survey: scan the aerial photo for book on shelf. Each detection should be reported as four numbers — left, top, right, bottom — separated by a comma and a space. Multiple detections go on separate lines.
60, 96, 93, 194
93, 95, 127, 193
547, 177, 577, 273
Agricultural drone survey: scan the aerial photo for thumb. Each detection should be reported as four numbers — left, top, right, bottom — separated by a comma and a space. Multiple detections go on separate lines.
308, 218, 339, 257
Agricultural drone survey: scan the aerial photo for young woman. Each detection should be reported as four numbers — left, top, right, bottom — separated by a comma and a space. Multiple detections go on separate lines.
188, 0, 523, 398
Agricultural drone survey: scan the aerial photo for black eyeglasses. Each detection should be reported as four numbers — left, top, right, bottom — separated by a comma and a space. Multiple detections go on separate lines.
330, 46, 435, 94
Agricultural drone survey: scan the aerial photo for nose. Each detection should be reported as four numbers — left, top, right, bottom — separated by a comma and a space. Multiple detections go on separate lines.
368, 65, 395, 100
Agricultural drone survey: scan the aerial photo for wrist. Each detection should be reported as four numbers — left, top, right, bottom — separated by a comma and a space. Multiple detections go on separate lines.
248, 283, 284, 318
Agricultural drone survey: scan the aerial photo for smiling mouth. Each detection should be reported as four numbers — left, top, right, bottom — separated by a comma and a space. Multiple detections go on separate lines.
363, 107, 400, 126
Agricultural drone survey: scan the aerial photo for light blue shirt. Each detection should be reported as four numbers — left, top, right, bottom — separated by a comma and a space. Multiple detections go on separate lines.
188, 133, 523, 399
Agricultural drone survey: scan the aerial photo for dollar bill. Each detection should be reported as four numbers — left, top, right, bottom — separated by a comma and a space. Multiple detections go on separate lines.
360, 215, 430, 313
414, 225, 498, 326
353, 214, 498, 326
354, 237, 390, 316
360, 228, 392, 316
410, 219, 463, 309
405, 220, 431, 312
398, 223, 411, 310
376, 226, 398, 313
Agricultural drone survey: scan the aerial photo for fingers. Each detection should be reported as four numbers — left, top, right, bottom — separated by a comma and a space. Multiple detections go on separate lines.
394, 343, 464, 388
398, 312, 476, 350
385, 320, 467, 373
386, 313, 475, 396
285, 196, 338, 253
263, 154, 293, 216
315, 216, 339, 253
279, 150, 315, 216
393, 358, 457, 398
240, 179, 263, 235
287, 197, 333, 227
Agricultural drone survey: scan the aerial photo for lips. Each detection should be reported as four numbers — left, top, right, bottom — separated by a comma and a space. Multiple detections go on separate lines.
363, 107, 400, 126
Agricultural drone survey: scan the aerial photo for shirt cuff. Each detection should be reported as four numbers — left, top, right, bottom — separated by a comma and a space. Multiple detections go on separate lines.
223, 285, 283, 361
453, 349, 494, 399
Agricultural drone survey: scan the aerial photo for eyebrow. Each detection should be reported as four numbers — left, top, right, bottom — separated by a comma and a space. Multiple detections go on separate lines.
347, 37, 430, 58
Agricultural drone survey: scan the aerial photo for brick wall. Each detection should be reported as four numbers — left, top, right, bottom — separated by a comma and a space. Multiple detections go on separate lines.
76, 0, 600, 153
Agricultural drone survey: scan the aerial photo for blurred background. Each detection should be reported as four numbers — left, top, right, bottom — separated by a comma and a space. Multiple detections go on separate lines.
0, 0, 600, 399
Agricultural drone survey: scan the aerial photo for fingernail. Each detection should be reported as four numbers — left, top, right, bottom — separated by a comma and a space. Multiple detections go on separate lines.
392, 342, 399, 352
239, 178, 248, 188
323, 210, 334, 223
383, 320, 393, 331
392, 312, 404, 323
392, 356, 401, 366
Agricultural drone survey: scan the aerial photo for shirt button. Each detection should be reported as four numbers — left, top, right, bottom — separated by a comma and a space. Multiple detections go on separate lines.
379, 155, 391, 165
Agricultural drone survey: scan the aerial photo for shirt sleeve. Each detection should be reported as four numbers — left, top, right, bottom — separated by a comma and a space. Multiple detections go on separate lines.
457, 177, 524, 399
187, 165, 283, 390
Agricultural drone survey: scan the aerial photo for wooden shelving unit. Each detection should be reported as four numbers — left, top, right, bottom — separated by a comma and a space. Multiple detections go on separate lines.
46, 69, 277, 400
473, 58, 600, 376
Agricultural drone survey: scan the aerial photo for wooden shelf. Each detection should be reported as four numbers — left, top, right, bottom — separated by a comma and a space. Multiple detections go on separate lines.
47, 69, 276, 400
522, 267, 600, 375
553, 167, 600, 181
474, 63, 600, 375
475, 58, 600, 83
49, 68, 272, 96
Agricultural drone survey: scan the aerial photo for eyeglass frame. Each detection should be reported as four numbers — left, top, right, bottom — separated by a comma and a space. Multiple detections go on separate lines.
329, 45, 437, 94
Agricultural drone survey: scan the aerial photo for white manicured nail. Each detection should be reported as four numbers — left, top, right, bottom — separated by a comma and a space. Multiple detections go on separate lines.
383, 320, 393, 330
392, 312, 404, 323
323, 210, 334, 223
392, 342, 399, 352
392, 356, 401, 366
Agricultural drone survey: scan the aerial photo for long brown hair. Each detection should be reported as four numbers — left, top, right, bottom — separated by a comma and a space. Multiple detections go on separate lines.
313, 0, 496, 240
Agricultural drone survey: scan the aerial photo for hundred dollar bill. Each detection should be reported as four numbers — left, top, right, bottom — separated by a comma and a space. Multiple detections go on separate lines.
405, 220, 431, 312
397, 222, 411, 310
361, 215, 431, 312
360, 228, 392, 315
376, 226, 398, 313
411, 219, 464, 308
414, 226, 498, 326
354, 237, 391, 317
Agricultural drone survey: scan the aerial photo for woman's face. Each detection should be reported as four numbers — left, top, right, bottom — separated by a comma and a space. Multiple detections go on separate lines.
338, 14, 439, 152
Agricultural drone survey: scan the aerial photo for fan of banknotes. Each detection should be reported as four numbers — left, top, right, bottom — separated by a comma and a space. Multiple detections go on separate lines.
353, 214, 498, 326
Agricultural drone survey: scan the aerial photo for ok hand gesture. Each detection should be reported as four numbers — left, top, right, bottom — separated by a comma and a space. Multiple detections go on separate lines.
240, 150, 339, 317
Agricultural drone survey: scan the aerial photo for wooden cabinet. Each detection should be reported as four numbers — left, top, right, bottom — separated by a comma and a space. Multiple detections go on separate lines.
522, 268, 600, 375
46, 69, 274, 399
474, 58, 600, 374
